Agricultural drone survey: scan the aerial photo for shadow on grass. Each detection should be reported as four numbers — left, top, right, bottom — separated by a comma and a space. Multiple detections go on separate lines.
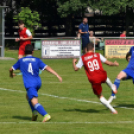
63, 108, 101, 113
114, 103, 134, 108
12, 116, 31, 121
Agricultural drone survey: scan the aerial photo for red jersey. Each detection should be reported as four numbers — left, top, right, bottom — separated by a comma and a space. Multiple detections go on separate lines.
18, 27, 31, 47
120, 33, 126, 38
81, 52, 107, 83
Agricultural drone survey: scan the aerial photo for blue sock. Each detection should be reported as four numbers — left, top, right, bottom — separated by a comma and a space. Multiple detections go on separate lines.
28, 100, 35, 112
34, 103, 47, 116
111, 78, 120, 96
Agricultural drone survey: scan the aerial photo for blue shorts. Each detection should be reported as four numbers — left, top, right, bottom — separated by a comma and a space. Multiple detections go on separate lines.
82, 38, 90, 49
26, 85, 41, 100
122, 68, 134, 83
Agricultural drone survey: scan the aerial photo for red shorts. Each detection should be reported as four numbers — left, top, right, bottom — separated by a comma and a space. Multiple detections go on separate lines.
18, 44, 31, 56
90, 73, 107, 96
18, 45, 26, 55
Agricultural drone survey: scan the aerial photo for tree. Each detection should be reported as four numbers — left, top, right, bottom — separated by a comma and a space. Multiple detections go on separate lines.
13, 7, 41, 35
57, 0, 88, 36
88, 0, 134, 36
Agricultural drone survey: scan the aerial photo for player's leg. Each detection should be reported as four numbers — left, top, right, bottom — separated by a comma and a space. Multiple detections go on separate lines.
27, 88, 51, 122
106, 77, 117, 94
108, 70, 127, 103
92, 83, 117, 114
82, 38, 89, 54
26, 94, 38, 121
98, 95, 117, 114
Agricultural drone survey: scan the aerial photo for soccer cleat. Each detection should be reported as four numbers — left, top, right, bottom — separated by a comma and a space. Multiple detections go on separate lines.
42, 114, 51, 122
32, 110, 38, 121
111, 110, 118, 114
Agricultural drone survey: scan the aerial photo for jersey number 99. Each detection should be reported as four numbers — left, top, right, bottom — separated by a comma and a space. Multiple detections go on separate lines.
87, 59, 100, 71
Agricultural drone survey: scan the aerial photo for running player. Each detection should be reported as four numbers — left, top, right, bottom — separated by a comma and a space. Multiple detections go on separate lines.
15, 20, 33, 59
108, 49, 132, 103
9, 45, 62, 122
73, 43, 119, 114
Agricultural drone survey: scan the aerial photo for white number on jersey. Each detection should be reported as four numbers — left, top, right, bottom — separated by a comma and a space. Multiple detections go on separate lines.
87, 59, 100, 72
28, 63, 34, 75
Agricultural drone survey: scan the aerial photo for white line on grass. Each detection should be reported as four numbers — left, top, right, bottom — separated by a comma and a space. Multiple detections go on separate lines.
0, 121, 134, 124
0, 87, 133, 110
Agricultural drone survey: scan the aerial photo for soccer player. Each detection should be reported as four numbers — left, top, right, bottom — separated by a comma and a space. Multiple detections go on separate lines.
9, 45, 62, 122
79, 17, 90, 54
15, 20, 33, 59
73, 43, 119, 114
108, 50, 132, 103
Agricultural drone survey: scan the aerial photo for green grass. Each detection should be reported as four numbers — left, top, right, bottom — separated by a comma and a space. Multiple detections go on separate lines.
0, 50, 134, 134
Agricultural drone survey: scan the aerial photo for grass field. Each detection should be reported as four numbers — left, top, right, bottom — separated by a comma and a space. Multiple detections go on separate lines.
0, 50, 134, 134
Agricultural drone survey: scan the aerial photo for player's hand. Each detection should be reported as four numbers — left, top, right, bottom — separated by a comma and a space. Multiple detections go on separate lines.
114, 61, 119, 66
84, 32, 88, 34
15, 38, 20, 42
73, 59, 78, 63
57, 75, 62, 82
20, 37, 25, 41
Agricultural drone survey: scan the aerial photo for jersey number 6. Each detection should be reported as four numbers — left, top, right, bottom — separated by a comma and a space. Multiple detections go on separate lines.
87, 59, 100, 71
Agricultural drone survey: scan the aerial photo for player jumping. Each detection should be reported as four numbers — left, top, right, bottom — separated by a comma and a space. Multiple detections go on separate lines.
108, 48, 132, 103
15, 20, 33, 59
9, 45, 62, 122
73, 43, 119, 114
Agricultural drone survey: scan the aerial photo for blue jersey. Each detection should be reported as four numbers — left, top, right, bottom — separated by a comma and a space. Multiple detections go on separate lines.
12, 55, 47, 89
126, 46, 134, 70
79, 23, 89, 38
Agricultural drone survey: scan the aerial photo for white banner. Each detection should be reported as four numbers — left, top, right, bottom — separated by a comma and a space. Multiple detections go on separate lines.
41, 39, 81, 58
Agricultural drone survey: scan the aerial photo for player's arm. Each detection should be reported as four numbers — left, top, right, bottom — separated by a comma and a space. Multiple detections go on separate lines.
78, 25, 87, 34
45, 66, 62, 82
78, 29, 87, 34
73, 58, 83, 71
9, 60, 20, 78
73, 59, 79, 71
99, 53, 119, 66
104, 60, 119, 66
20, 29, 33, 41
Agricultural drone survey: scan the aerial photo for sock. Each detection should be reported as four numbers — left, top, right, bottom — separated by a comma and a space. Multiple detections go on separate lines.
28, 100, 35, 112
111, 78, 120, 96
106, 77, 113, 90
34, 103, 47, 116
100, 96, 116, 113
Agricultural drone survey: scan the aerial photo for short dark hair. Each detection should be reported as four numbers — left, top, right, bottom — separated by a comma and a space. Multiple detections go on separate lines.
83, 17, 87, 20
126, 52, 131, 61
87, 43, 94, 51
25, 45, 33, 55
18, 20, 24, 25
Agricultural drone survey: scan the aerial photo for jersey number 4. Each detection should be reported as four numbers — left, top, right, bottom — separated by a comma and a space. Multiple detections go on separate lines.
28, 63, 34, 75
87, 59, 100, 71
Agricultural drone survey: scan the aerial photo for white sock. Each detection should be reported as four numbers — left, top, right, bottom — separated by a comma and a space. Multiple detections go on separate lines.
108, 96, 114, 103
100, 96, 116, 113
106, 78, 116, 92
106, 77, 113, 89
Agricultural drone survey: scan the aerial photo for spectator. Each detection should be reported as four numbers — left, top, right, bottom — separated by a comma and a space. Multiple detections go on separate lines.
89, 31, 101, 45
78, 17, 90, 53
120, 31, 126, 39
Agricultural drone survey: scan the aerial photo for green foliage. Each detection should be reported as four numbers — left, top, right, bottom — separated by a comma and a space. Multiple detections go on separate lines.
57, 0, 134, 17
88, 0, 134, 15
57, 0, 88, 17
13, 7, 41, 35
